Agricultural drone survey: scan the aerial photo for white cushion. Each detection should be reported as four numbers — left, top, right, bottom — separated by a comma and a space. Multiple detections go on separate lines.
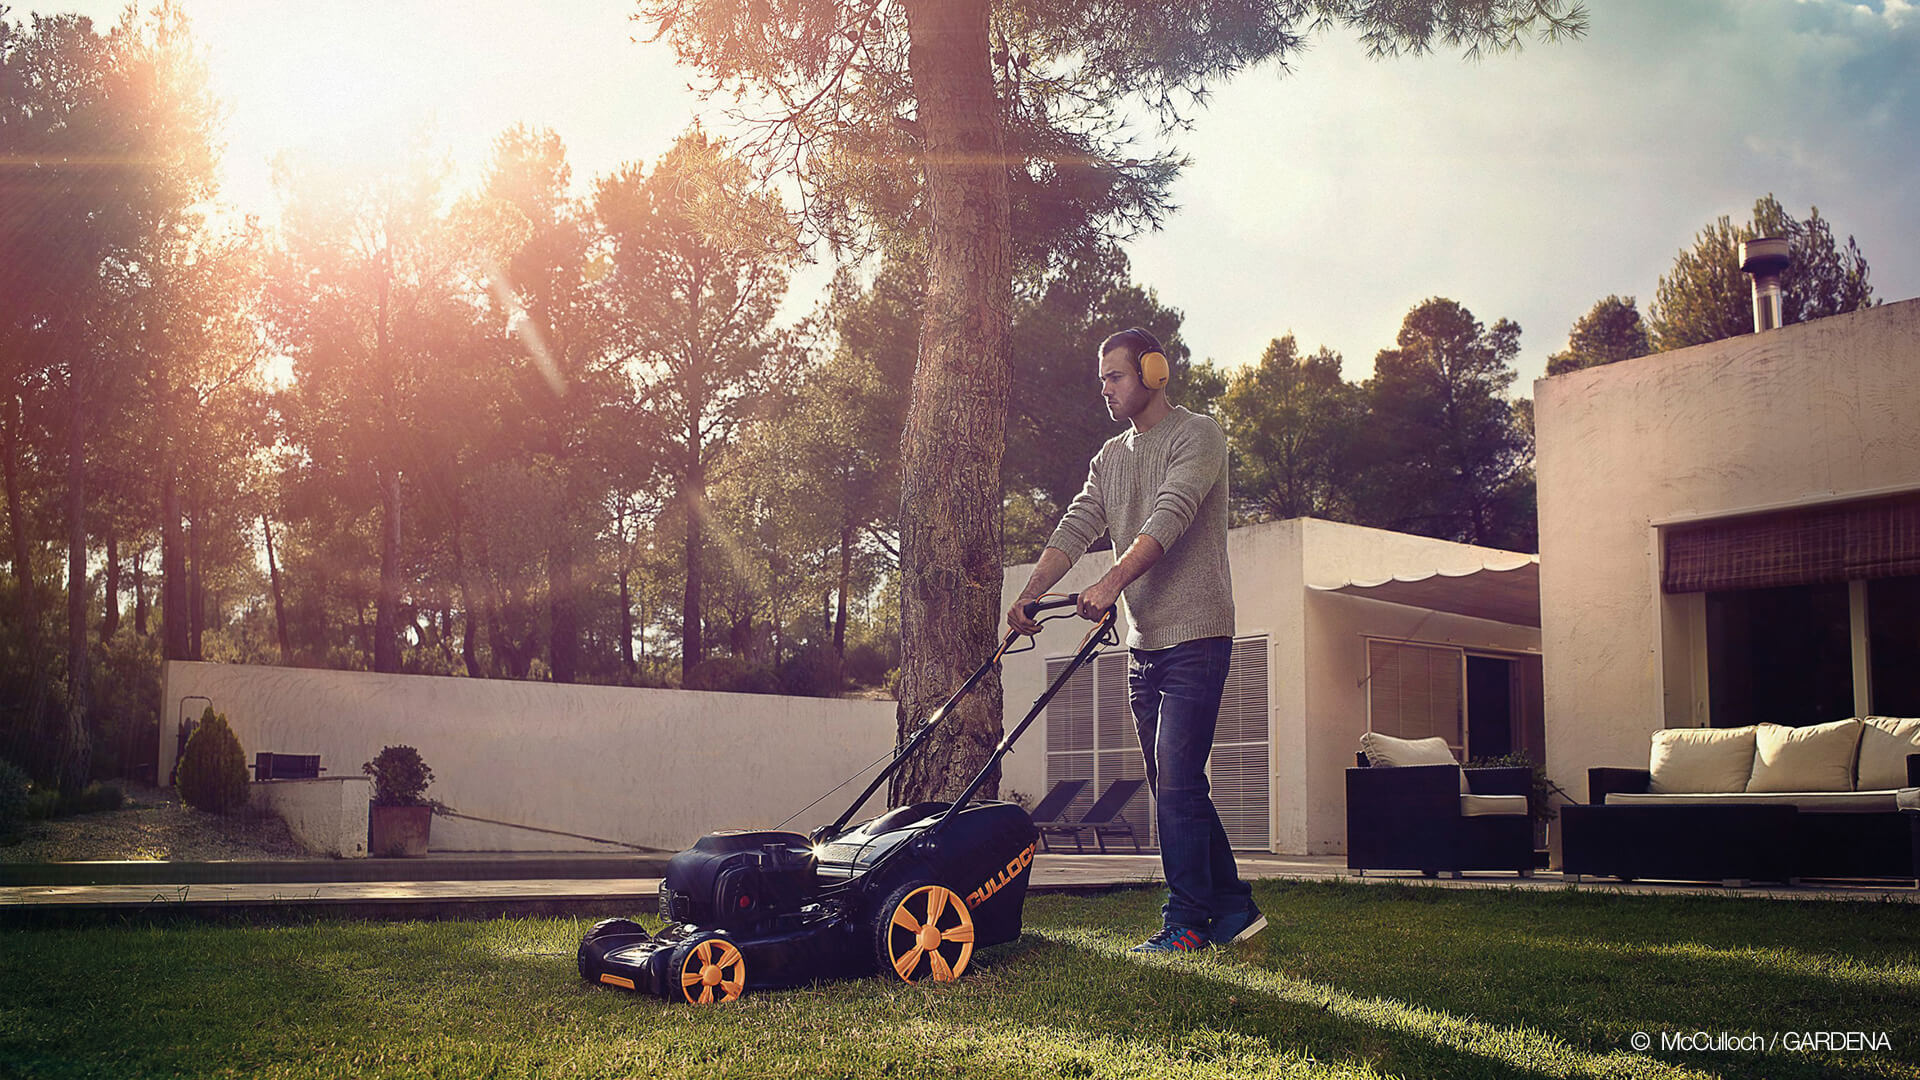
1647, 726, 1757, 794
1359, 731, 1467, 794
1747, 719, 1861, 793
1460, 793, 1529, 817
1606, 789, 1909, 814
1858, 717, 1920, 791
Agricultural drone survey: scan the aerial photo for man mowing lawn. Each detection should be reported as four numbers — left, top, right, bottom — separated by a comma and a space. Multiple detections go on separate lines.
1008, 326, 1263, 955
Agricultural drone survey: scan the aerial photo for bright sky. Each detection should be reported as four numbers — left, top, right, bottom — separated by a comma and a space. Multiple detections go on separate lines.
46, 0, 1920, 392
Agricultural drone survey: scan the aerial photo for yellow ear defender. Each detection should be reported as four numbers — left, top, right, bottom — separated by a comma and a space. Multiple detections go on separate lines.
1138, 349, 1168, 390
1124, 327, 1169, 390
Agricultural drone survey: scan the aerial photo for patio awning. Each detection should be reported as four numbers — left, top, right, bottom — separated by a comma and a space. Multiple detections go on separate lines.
1308, 558, 1541, 627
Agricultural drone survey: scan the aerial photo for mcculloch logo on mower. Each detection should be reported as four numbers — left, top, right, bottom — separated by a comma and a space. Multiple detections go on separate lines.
967, 842, 1035, 909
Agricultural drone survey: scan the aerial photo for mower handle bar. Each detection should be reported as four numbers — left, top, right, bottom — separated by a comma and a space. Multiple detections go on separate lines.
821, 596, 1113, 840
1021, 594, 1079, 619
931, 604, 1116, 837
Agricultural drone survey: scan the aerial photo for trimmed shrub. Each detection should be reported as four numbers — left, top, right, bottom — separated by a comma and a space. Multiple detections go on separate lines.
0, 757, 29, 838
89, 628, 161, 782
843, 640, 897, 688
363, 745, 434, 806
684, 657, 780, 695
21, 781, 124, 820
777, 645, 843, 698
25, 789, 60, 820
176, 707, 250, 814
67, 782, 124, 816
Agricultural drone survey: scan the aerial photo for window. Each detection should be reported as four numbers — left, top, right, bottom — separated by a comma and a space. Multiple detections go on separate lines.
1663, 495, 1920, 724
1694, 577, 1920, 726
1705, 582, 1854, 728
1466, 655, 1515, 760
1869, 576, 1920, 716
1365, 641, 1465, 752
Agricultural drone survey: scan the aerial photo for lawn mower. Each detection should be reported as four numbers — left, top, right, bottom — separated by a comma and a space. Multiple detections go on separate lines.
578, 594, 1116, 1003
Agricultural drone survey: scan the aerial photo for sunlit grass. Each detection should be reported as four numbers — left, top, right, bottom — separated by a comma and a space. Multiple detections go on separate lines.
2, 881, 1914, 1079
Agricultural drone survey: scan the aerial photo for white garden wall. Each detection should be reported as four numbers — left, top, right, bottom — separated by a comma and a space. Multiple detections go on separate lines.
162, 662, 897, 852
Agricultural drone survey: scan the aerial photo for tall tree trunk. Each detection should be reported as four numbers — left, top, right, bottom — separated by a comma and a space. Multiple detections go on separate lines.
355, 603, 371, 665
892, 0, 1011, 804
619, 565, 636, 676
161, 459, 189, 661
458, 595, 479, 677
62, 369, 92, 792
548, 520, 578, 683
681, 455, 705, 682
3, 391, 40, 631
2, 393, 31, 603
187, 497, 203, 660
617, 500, 636, 676
729, 610, 750, 657
470, 522, 514, 678
449, 507, 482, 678
101, 531, 120, 643
371, 243, 403, 674
4, 392, 53, 773
483, 602, 506, 677
834, 519, 853, 658
262, 513, 293, 665
133, 543, 148, 636
374, 467, 402, 672
437, 605, 457, 670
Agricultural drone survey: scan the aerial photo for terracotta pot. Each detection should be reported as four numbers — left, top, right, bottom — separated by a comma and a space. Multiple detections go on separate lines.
368, 804, 433, 857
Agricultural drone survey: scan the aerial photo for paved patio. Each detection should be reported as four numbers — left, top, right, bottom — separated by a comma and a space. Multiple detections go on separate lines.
3, 851, 1913, 923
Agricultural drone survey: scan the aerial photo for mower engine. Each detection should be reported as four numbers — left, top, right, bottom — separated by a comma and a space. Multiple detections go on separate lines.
657, 830, 816, 935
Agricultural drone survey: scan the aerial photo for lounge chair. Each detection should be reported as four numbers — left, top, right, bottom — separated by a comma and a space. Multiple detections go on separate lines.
1039, 778, 1147, 854
1025, 779, 1088, 830
1345, 735, 1534, 878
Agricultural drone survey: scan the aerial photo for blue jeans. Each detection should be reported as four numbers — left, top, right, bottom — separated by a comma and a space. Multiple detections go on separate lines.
1129, 635, 1252, 930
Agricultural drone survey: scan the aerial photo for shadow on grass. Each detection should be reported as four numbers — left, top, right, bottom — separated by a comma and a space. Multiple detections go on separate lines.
5, 884, 1917, 1079
1029, 881, 1917, 1080
463, 906, 1701, 1080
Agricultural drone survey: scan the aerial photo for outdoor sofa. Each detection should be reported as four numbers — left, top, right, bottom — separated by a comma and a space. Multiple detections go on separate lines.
1346, 732, 1535, 879
1563, 717, 1920, 884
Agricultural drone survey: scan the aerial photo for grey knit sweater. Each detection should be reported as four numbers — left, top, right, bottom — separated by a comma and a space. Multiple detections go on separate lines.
1046, 406, 1236, 650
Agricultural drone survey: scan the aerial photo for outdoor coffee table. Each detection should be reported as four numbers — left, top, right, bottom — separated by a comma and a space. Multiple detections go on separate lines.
1560, 802, 1799, 887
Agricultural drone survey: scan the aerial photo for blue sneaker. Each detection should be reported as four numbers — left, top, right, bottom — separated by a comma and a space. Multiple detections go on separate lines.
1209, 904, 1267, 945
1129, 924, 1211, 954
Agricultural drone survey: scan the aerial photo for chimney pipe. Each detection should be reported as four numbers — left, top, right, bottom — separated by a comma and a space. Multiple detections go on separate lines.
1739, 237, 1790, 333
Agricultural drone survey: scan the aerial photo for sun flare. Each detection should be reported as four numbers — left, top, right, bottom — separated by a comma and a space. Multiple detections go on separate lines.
213, 9, 452, 176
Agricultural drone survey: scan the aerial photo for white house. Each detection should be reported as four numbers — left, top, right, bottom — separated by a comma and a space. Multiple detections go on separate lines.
1535, 297, 1920, 801
997, 517, 1543, 855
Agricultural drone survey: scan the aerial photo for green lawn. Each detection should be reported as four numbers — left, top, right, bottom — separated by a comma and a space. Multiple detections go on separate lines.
3, 881, 1916, 1079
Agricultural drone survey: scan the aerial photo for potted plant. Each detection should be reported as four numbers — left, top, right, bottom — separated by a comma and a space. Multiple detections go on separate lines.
1469, 753, 1569, 864
364, 745, 435, 857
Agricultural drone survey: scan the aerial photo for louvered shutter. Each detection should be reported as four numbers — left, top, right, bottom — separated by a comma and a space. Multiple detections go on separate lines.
1046, 635, 1271, 851
1044, 658, 1097, 824
1210, 636, 1271, 850
1366, 640, 1466, 754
